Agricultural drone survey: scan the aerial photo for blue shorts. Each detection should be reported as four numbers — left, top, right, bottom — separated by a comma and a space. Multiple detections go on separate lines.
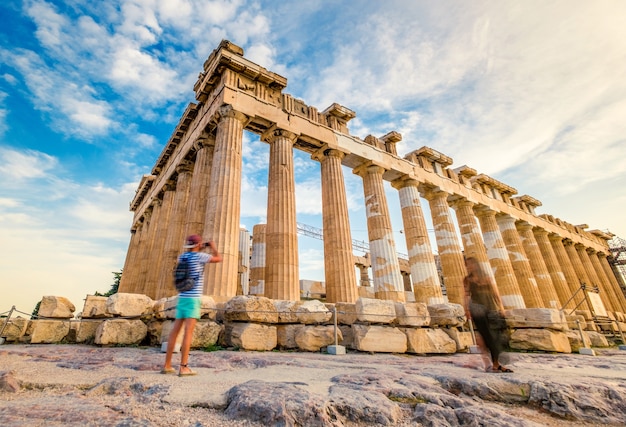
176, 297, 201, 319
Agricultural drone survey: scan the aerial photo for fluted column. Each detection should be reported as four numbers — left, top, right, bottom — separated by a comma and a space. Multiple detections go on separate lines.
354, 163, 405, 302
545, 233, 587, 311
156, 161, 194, 299
263, 129, 299, 300
421, 187, 465, 305
392, 176, 443, 304
577, 245, 614, 313
564, 239, 592, 290
118, 226, 139, 293
204, 106, 248, 299
496, 214, 543, 308
474, 206, 525, 309
145, 185, 175, 299
588, 249, 622, 313
238, 228, 251, 295
185, 135, 215, 236
313, 148, 358, 303
516, 222, 560, 308
135, 202, 159, 295
249, 224, 267, 296
598, 252, 626, 312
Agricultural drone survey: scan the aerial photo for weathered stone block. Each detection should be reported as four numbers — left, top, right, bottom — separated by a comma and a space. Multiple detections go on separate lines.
427, 303, 465, 327
357, 286, 375, 299
276, 324, 304, 349
106, 293, 154, 318
295, 325, 340, 352
509, 328, 572, 353
224, 322, 277, 351
94, 319, 147, 346
38, 296, 75, 319
145, 320, 163, 346
403, 328, 457, 354
505, 308, 568, 331
395, 302, 430, 327
30, 320, 71, 343
565, 330, 592, 351
75, 319, 104, 343
153, 297, 177, 320
352, 324, 407, 353
442, 328, 474, 352
273, 300, 303, 323
0, 317, 29, 342
191, 321, 223, 348
565, 314, 586, 331
338, 325, 354, 349
224, 296, 278, 323
296, 300, 332, 324
81, 295, 110, 319
356, 298, 396, 324
335, 302, 358, 325
200, 295, 218, 321
586, 330, 610, 347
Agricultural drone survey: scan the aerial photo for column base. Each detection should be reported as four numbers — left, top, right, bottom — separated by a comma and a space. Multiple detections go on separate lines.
375, 291, 406, 303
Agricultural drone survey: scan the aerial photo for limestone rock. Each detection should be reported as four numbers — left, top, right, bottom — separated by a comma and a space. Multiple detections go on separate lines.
586, 330, 610, 347
200, 295, 218, 321
94, 319, 147, 346
565, 330, 592, 351
224, 322, 277, 351
276, 324, 304, 349
356, 298, 396, 324
338, 325, 354, 349
0, 317, 29, 342
106, 293, 154, 318
0, 371, 20, 393
153, 297, 177, 320
395, 302, 430, 326
506, 308, 568, 331
442, 328, 474, 352
352, 324, 407, 353
335, 302, 358, 325
296, 300, 332, 324
273, 300, 302, 323
30, 319, 71, 343
81, 295, 110, 319
509, 328, 572, 353
38, 296, 75, 319
190, 321, 223, 348
224, 295, 278, 323
75, 320, 104, 343
427, 303, 466, 327
295, 325, 340, 352
404, 328, 457, 354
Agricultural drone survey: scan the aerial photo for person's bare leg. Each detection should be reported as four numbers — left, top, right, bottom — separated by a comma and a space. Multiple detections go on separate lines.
163, 319, 184, 370
179, 318, 197, 374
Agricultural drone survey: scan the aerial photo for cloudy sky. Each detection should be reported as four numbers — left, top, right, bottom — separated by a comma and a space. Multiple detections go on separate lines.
1, 0, 625, 315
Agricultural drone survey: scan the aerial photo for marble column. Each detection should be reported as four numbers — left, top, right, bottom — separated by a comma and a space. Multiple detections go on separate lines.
118, 226, 139, 294
577, 245, 614, 313
496, 214, 543, 308
157, 161, 194, 299
185, 135, 215, 236
314, 148, 358, 303
451, 198, 495, 289
135, 202, 159, 296
203, 106, 248, 299
263, 129, 299, 301
145, 185, 175, 299
474, 206, 525, 309
354, 163, 405, 302
545, 233, 587, 311
392, 176, 443, 304
357, 260, 371, 287
598, 252, 626, 312
516, 222, 560, 309
238, 228, 251, 295
564, 240, 592, 290
588, 249, 622, 313
421, 187, 465, 305
249, 224, 267, 296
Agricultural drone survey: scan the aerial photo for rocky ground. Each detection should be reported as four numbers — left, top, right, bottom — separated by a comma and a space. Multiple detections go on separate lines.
1, 344, 626, 426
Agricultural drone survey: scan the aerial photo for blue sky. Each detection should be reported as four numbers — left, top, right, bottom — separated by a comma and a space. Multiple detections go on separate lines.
2, 0, 626, 315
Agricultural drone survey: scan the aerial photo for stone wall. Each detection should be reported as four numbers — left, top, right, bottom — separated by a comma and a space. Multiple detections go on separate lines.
3, 294, 623, 354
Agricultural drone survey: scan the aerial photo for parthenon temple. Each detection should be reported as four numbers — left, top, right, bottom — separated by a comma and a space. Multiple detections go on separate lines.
118, 40, 626, 322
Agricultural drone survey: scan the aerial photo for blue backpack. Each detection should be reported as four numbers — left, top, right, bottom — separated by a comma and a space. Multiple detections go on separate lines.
174, 253, 196, 292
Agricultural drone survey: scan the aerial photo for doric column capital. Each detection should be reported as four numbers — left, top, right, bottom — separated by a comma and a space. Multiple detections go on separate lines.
150, 198, 162, 209
561, 237, 574, 247
419, 185, 447, 201
311, 147, 345, 162
515, 220, 533, 232
176, 159, 194, 175
193, 134, 215, 152
261, 128, 298, 144
448, 196, 473, 210
217, 104, 249, 124
163, 180, 177, 192
352, 161, 385, 178
390, 174, 419, 190
473, 204, 495, 217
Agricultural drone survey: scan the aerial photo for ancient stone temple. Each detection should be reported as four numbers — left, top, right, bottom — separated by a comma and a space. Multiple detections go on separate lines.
118, 40, 626, 321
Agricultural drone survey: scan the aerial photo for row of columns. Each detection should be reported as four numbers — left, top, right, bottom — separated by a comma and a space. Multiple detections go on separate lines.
119, 105, 626, 319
